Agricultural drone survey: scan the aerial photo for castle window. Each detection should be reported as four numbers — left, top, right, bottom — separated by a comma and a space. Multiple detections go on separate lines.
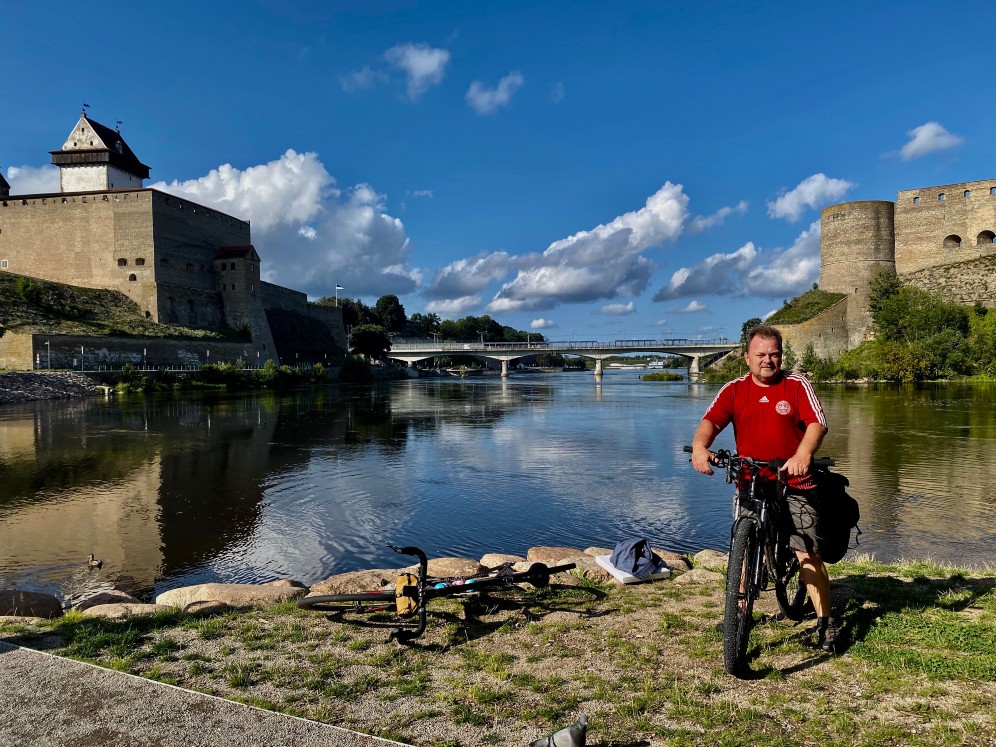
220, 263, 226, 271
200, 264, 205, 271
1, 260, 7, 269
978, 230, 996, 245
965, 190, 971, 198
135, 258, 145, 266
992, 187, 996, 195
128, 274, 137, 281
231, 284, 236, 291
943, 234, 962, 248
186, 262, 193, 271
160, 258, 168, 267
939, 193, 945, 201
117, 258, 128, 267
913, 196, 920, 204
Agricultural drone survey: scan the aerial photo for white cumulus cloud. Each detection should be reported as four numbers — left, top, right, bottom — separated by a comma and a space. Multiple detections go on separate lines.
385, 43, 450, 100
466, 71, 524, 115
424, 296, 482, 316
531, 318, 557, 329
690, 200, 748, 232
901, 122, 964, 160
426, 252, 511, 301
5, 164, 60, 194
767, 173, 854, 222
601, 302, 635, 315
673, 300, 707, 313
654, 221, 822, 303
152, 150, 419, 298
486, 182, 690, 313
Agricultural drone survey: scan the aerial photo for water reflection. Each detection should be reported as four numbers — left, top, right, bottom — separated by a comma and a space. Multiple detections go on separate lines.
1, 376, 995, 603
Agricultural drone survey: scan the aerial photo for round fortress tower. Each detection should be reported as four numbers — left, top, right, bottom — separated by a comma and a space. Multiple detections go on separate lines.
820, 200, 897, 347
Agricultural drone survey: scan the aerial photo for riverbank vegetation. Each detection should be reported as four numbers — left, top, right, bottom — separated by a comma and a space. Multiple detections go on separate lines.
2, 555, 993, 746
710, 275, 996, 383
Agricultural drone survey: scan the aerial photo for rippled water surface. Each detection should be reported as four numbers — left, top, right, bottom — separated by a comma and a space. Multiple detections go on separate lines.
2, 373, 994, 601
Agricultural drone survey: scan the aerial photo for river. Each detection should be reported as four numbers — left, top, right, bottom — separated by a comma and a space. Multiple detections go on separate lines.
1, 371, 994, 603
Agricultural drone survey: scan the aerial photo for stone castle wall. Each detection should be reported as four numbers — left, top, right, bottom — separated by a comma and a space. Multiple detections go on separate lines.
895, 179, 996, 276
776, 297, 850, 362
0, 331, 264, 371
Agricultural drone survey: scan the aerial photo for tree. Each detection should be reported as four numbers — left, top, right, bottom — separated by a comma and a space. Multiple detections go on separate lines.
409, 312, 441, 338
349, 324, 391, 362
374, 295, 406, 333
782, 341, 797, 372
740, 317, 763, 346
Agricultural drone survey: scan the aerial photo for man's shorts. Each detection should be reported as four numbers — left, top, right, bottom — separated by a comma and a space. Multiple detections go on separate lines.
737, 482, 821, 555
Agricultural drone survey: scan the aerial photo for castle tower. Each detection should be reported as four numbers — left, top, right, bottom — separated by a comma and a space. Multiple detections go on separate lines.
50, 112, 150, 192
819, 201, 897, 347
0, 168, 9, 198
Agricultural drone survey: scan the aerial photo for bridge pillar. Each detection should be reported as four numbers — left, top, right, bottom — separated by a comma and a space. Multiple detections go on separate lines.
501, 360, 509, 378
594, 358, 603, 380
688, 355, 703, 381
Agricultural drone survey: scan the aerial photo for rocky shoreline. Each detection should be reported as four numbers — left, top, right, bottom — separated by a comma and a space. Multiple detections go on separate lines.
0, 372, 101, 405
0, 544, 727, 621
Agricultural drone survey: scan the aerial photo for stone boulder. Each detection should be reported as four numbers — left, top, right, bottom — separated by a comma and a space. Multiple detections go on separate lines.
654, 549, 693, 572
401, 557, 484, 578
307, 569, 396, 596
693, 549, 728, 572
526, 546, 584, 564
74, 590, 142, 611
182, 600, 232, 617
584, 546, 613, 557
0, 590, 63, 618
480, 552, 525, 568
672, 568, 724, 585
155, 579, 306, 609
82, 603, 171, 619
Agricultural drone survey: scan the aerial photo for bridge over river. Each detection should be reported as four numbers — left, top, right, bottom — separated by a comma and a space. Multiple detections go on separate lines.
388, 338, 738, 380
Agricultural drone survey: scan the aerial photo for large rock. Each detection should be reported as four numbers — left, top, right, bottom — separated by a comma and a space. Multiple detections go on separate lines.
693, 549, 728, 572
81, 603, 171, 619
480, 552, 525, 568
74, 590, 142, 611
155, 580, 306, 609
307, 569, 396, 596
672, 568, 724, 585
0, 590, 63, 618
527, 546, 584, 564
421, 557, 484, 578
654, 549, 693, 572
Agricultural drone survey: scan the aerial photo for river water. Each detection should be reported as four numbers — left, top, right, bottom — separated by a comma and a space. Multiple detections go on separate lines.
1, 371, 994, 602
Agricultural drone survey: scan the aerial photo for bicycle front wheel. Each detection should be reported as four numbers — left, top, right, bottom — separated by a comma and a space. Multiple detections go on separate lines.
723, 519, 760, 676
297, 591, 396, 613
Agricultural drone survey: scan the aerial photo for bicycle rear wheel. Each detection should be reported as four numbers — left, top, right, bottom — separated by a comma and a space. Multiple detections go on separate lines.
723, 519, 759, 676
297, 591, 396, 612
770, 550, 809, 622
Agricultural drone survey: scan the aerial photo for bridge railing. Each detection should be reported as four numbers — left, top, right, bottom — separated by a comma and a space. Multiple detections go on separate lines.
389, 338, 733, 351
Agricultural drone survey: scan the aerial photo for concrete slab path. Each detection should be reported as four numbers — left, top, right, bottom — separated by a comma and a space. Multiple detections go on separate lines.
0, 641, 412, 747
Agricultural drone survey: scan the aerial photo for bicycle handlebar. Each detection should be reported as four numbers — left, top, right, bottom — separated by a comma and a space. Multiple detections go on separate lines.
682, 445, 834, 469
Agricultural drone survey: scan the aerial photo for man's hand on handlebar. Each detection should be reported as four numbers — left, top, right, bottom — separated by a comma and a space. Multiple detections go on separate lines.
778, 452, 812, 479
691, 444, 717, 476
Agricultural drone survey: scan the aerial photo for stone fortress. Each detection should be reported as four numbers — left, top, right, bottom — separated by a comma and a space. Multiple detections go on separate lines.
0, 112, 346, 370
779, 178, 996, 358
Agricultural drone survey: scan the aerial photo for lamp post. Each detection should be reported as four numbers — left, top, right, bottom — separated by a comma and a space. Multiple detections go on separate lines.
143, 347, 147, 369
45, 340, 51, 370
335, 284, 343, 307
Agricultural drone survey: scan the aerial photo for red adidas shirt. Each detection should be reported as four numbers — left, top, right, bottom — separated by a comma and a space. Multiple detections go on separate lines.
702, 372, 827, 489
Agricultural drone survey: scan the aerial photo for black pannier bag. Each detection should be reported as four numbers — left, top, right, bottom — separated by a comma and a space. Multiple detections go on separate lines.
814, 468, 860, 564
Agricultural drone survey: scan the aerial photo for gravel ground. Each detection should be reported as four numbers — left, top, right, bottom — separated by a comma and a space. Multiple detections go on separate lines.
0, 372, 100, 404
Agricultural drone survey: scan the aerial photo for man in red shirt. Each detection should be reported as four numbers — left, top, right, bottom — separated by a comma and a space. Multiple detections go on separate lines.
691, 324, 838, 651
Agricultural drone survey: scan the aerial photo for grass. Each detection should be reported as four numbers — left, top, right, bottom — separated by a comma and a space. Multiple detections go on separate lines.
0, 270, 239, 340
1, 559, 994, 746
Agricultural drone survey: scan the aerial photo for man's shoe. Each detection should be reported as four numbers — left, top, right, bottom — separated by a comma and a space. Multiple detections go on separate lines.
816, 616, 841, 653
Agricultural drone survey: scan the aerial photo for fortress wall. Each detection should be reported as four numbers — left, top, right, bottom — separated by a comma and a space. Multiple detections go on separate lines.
150, 191, 251, 294
0, 330, 35, 370
260, 281, 309, 313
776, 297, 850, 362
0, 191, 155, 307
11, 332, 264, 370
895, 179, 996, 276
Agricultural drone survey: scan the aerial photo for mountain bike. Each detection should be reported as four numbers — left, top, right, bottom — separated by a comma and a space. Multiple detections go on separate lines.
684, 446, 834, 675
297, 544, 577, 642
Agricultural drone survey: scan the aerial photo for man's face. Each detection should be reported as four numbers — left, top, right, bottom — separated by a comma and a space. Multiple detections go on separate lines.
744, 335, 782, 384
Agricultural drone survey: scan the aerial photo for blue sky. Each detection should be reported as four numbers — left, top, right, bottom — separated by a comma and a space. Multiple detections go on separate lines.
3, 1, 994, 341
